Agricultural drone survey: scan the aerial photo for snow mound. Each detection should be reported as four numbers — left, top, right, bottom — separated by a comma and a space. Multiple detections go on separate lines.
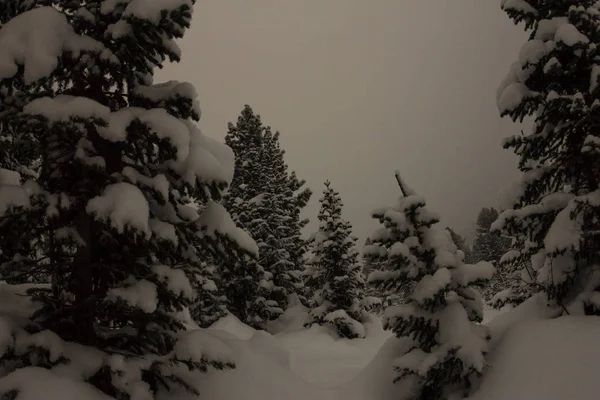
177, 328, 330, 400
485, 293, 561, 349
277, 316, 391, 389
175, 329, 235, 365
267, 294, 310, 335
0, 367, 111, 400
247, 330, 291, 369
341, 337, 415, 400
209, 313, 257, 340
470, 316, 600, 400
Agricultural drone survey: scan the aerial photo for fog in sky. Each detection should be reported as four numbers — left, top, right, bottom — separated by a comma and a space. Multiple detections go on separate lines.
157, 0, 528, 244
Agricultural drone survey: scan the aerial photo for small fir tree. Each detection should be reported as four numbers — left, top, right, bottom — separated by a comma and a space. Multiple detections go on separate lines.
305, 181, 366, 339
445, 227, 472, 263
364, 172, 495, 400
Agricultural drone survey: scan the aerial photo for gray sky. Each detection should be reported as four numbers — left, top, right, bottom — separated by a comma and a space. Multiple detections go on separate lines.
157, 0, 527, 244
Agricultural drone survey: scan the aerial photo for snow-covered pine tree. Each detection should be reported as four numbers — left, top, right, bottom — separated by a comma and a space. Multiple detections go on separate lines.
496, 1, 600, 313
224, 105, 265, 212
364, 172, 495, 399
219, 106, 285, 327
190, 262, 228, 328
283, 169, 312, 278
259, 129, 306, 309
0, 1, 256, 398
304, 181, 366, 339
471, 208, 509, 265
470, 207, 511, 301
223, 106, 311, 315
445, 227, 472, 263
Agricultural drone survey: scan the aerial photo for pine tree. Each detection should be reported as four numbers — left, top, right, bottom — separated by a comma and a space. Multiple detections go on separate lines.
190, 262, 227, 328
304, 181, 366, 339
470, 208, 511, 301
219, 105, 282, 327
224, 105, 265, 207
223, 106, 311, 315
0, 1, 253, 397
283, 169, 312, 275
259, 130, 305, 309
364, 172, 494, 399
445, 227, 472, 263
496, 1, 600, 313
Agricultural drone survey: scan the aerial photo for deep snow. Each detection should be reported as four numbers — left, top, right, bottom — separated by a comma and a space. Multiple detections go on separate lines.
0, 283, 596, 400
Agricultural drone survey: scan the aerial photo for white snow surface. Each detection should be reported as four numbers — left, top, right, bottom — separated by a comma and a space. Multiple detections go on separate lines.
0, 367, 112, 400
0, 7, 103, 84
501, 0, 538, 15
470, 316, 600, 400
196, 201, 258, 256
498, 82, 535, 112
86, 182, 150, 236
123, 0, 194, 24
554, 23, 590, 46
106, 279, 158, 313
152, 265, 193, 299
0, 169, 20, 186
23, 96, 111, 122
0, 283, 596, 400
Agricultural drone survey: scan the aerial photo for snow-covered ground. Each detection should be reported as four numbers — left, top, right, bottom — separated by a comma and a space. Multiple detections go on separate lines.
201, 295, 598, 400
197, 300, 512, 400
1, 283, 597, 400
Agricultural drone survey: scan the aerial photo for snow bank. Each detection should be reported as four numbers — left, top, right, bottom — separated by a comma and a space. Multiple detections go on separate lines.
277, 313, 392, 389
485, 293, 561, 349
266, 294, 310, 335
470, 316, 600, 400
247, 330, 291, 369
175, 328, 332, 400
340, 337, 415, 400
209, 313, 257, 340
0, 367, 111, 400
175, 329, 235, 366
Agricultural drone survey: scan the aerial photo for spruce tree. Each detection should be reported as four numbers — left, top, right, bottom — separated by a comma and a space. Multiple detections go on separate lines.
259, 130, 305, 309
220, 105, 281, 327
190, 262, 227, 328
224, 106, 311, 315
304, 181, 366, 339
470, 207, 511, 301
445, 227, 472, 263
0, 1, 252, 397
496, 1, 600, 312
364, 173, 494, 399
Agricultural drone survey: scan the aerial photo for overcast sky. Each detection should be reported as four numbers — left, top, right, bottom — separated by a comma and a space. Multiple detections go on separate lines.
157, 0, 527, 244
